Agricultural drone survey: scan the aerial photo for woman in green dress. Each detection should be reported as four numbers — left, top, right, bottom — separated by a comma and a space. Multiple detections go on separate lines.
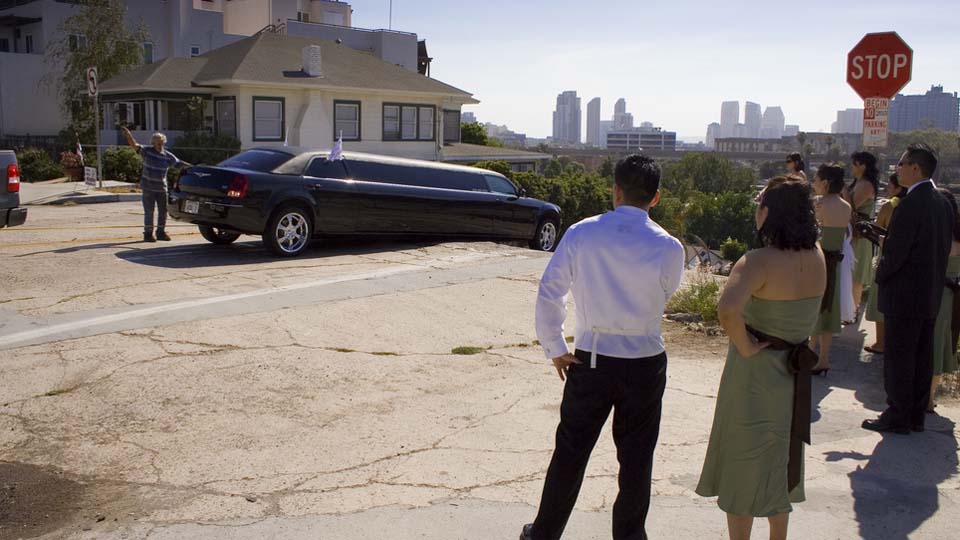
846, 151, 879, 316
811, 164, 852, 374
930, 188, 960, 411
696, 176, 826, 540
864, 174, 904, 354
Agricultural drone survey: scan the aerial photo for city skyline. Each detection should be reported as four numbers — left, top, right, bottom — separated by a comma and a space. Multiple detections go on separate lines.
348, 0, 959, 141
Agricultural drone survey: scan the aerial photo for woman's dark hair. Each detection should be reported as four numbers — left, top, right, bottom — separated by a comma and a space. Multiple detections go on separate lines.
937, 187, 960, 242
817, 162, 846, 194
786, 152, 805, 173
887, 173, 903, 196
757, 176, 818, 250
851, 150, 880, 192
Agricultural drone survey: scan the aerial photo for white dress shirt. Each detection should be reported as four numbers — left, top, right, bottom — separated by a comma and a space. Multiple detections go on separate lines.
906, 178, 934, 194
535, 205, 685, 363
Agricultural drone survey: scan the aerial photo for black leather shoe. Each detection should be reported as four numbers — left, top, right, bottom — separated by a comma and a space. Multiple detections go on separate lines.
143, 232, 156, 243
861, 418, 910, 434
519, 523, 534, 540
156, 229, 171, 241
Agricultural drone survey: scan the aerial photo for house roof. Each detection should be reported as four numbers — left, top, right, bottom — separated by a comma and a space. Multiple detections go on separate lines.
100, 32, 477, 102
441, 143, 551, 163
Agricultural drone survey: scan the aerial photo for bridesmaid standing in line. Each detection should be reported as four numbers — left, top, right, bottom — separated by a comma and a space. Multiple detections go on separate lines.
929, 188, 960, 411
846, 151, 879, 315
696, 176, 825, 540
864, 174, 904, 354
785, 152, 806, 182
811, 164, 852, 374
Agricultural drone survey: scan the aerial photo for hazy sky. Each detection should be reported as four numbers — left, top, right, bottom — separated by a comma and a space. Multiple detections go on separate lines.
348, 0, 958, 141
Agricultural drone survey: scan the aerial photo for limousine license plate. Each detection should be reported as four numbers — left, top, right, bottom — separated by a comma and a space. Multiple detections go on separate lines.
183, 200, 200, 214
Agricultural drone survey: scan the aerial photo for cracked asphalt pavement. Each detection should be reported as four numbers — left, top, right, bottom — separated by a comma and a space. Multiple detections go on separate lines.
1, 202, 958, 539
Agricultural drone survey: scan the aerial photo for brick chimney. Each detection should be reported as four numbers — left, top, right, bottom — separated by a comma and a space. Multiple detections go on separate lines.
301, 45, 322, 77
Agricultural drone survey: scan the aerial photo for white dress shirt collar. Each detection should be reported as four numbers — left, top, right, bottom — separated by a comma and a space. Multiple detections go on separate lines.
907, 178, 934, 194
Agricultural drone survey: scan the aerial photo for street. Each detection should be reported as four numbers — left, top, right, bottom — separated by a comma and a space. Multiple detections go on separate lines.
1, 201, 958, 539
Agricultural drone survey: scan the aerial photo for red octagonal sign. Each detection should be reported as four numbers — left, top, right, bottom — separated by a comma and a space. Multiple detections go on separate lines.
847, 32, 913, 100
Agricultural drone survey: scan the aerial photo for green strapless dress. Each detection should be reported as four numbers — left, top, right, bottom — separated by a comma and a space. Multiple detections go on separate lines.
933, 256, 960, 375
816, 227, 845, 334
852, 199, 876, 287
865, 198, 900, 323
696, 296, 821, 517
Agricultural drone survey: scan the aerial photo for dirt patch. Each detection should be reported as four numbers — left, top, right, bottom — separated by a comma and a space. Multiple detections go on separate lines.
0, 462, 84, 540
662, 320, 727, 358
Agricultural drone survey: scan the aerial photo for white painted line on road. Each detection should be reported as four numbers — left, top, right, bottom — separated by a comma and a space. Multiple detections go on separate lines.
0, 265, 420, 349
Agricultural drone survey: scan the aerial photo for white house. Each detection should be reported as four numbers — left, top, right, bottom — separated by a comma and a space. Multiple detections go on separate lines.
0, 0, 430, 138
98, 32, 477, 161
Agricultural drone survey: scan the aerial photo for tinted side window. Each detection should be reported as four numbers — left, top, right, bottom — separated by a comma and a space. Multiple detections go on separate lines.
485, 175, 518, 196
217, 149, 294, 172
305, 158, 348, 179
345, 160, 391, 183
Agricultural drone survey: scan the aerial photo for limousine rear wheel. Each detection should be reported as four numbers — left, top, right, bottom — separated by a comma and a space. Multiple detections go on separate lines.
531, 218, 559, 252
198, 225, 241, 245
264, 205, 312, 257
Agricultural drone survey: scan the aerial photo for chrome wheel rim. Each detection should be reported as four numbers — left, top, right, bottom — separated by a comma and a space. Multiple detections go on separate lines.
275, 212, 309, 253
539, 222, 557, 251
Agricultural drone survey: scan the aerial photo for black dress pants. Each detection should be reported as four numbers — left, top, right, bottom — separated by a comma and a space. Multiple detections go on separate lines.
530, 349, 667, 540
881, 316, 936, 428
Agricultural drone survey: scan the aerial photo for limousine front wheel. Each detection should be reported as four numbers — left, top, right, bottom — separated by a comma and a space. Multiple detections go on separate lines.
264, 205, 312, 257
531, 219, 559, 252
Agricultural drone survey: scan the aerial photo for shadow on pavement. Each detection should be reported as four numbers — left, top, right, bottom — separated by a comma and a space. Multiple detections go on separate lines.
112, 236, 487, 268
825, 417, 958, 540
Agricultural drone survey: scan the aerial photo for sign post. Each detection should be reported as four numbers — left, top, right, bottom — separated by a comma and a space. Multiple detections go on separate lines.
846, 32, 912, 149
86, 66, 102, 188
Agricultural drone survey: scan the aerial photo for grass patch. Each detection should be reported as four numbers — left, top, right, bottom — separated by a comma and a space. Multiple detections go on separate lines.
666, 271, 722, 324
451, 346, 487, 355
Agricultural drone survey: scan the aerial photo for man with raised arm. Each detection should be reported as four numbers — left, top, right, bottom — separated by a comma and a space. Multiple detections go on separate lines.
120, 126, 190, 242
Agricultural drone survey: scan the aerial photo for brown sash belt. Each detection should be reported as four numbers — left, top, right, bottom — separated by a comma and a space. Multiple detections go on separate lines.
946, 277, 960, 352
821, 250, 844, 313
745, 325, 819, 492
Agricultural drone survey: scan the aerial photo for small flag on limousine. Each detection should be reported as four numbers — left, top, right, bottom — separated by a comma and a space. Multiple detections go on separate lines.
329, 132, 343, 161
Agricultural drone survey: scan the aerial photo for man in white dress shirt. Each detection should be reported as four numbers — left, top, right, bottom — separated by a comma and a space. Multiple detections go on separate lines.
521, 154, 685, 540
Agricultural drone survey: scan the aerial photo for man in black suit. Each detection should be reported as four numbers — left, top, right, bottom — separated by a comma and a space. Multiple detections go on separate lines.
864, 143, 953, 434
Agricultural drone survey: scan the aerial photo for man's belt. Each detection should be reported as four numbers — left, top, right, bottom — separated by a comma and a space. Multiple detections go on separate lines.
745, 325, 819, 492
821, 250, 843, 313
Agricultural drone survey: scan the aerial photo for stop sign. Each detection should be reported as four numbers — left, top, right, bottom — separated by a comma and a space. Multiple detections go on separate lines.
847, 32, 913, 99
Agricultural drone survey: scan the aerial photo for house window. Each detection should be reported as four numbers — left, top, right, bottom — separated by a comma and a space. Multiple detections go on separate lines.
24, 34, 33, 54
165, 101, 191, 131
383, 104, 436, 141
68, 34, 86, 52
116, 102, 146, 131
0, 39, 8, 52
143, 42, 154, 64
215, 98, 236, 138
189, 45, 200, 57
443, 110, 460, 143
333, 100, 360, 141
253, 97, 284, 141
297, 11, 310, 22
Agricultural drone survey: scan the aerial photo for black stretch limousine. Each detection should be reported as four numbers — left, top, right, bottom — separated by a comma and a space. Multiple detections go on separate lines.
168, 148, 562, 257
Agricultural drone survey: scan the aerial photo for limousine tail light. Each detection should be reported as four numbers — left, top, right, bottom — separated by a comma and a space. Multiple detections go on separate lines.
226, 174, 248, 199
6, 163, 20, 193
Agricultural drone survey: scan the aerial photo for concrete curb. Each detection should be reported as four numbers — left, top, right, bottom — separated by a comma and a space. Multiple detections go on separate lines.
28, 192, 142, 205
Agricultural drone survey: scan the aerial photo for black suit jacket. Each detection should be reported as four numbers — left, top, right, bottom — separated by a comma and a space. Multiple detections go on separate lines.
877, 181, 954, 319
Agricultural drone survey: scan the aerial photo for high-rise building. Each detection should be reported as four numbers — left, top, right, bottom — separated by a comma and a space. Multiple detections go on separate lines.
745, 102, 762, 138
734, 123, 748, 138
833, 108, 864, 134
586, 97, 602, 147
784, 125, 800, 137
599, 121, 613, 149
613, 98, 634, 129
889, 85, 960, 132
720, 101, 740, 138
606, 123, 677, 151
761, 106, 785, 139
461, 111, 477, 124
705, 122, 721, 149
552, 90, 582, 144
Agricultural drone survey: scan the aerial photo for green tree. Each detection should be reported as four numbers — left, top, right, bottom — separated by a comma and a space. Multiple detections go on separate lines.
598, 155, 616, 178
660, 152, 755, 196
543, 158, 564, 178
685, 191, 757, 248
757, 160, 783, 179
460, 122, 489, 145
44, 0, 149, 145
472, 160, 513, 179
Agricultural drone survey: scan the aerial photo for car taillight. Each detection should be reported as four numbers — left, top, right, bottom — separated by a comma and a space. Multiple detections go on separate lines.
226, 174, 248, 198
6, 163, 19, 193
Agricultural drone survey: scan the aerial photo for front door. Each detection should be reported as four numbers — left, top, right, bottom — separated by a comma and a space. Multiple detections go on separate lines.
215, 98, 237, 138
